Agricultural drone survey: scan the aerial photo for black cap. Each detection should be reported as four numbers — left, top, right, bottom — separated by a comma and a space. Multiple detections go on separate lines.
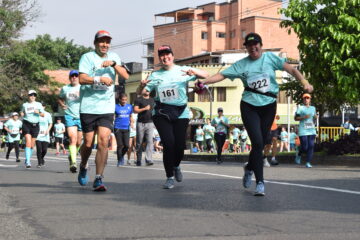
243, 33, 262, 46
158, 45, 173, 55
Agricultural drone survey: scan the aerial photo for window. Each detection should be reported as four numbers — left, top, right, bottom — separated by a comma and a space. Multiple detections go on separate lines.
216, 32, 226, 38
129, 92, 137, 104
201, 31, 208, 40
242, 30, 246, 39
230, 30, 236, 38
217, 87, 226, 102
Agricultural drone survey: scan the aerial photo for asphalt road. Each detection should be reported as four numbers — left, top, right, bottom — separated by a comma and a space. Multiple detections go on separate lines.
0, 150, 359, 240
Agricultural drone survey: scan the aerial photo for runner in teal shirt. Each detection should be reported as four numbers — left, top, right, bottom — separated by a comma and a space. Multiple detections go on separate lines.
4, 112, 22, 161
54, 119, 66, 155
36, 109, 53, 167
195, 125, 204, 152
211, 107, 230, 164
77, 30, 129, 191
138, 45, 208, 189
203, 118, 215, 153
199, 33, 313, 196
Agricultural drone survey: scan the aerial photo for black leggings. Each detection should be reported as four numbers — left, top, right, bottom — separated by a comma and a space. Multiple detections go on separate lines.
36, 141, 49, 165
6, 141, 20, 159
214, 133, 226, 160
153, 116, 189, 178
114, 129, 130, 161
240, 101, 276, 183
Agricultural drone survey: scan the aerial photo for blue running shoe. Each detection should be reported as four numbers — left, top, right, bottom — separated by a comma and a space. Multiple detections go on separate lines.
295, 155, 301, 164
78, 167, 89, 186
93, 177, 107, 191
305, 162, 312, 168
254, 181, 265, 196
117, 156, 125, 167
163, 178, 175, 189
242, 163, 253, 189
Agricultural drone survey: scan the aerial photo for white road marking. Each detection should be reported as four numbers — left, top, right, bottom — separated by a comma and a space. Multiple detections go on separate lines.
1, 157, 360, 195
0, 164, 18, 168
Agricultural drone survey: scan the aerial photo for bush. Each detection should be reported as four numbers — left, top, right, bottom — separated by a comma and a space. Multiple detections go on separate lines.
317, 133, 360, 155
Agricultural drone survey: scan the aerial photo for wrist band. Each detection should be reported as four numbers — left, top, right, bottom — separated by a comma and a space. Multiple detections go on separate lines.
94, 76, 100, 84
111, 61, 116, 67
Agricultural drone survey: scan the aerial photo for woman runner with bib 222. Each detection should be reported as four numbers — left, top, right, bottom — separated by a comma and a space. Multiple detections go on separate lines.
196, 33, 313, 196
138, 45, 209, 189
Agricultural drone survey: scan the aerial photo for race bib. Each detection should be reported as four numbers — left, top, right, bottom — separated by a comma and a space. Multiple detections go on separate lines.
93, 83, 109, 91
67, 92, 80, 101
11, 128, 19, 134
26, 107, 35, 114
158, 85, 179, 103
247, 73, 270, 93
304, 122, 315, 129
39, 130, 46, 136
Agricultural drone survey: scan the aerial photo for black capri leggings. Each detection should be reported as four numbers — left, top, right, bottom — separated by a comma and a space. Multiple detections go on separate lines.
36, 140, 49, 166
114, 129, 130, 161
240, 101, 276, 183
214, 133, 226, 160
153, 116, 189, 178
6, 141, 20, 159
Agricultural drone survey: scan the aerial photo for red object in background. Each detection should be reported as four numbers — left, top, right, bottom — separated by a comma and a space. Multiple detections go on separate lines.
194, 82, 207, 95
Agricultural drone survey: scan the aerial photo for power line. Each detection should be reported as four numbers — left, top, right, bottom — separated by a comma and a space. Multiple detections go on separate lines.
110, 0, 289, 50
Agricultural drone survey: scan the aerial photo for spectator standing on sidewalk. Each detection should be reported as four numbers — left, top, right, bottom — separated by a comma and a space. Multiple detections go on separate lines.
211, 107, 230, 164
133, 90, 155, 166
203, 118, 215, 153
279, 127, 289, 152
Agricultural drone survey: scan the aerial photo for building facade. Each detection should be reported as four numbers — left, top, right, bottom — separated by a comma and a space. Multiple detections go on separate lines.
153, 0, 299, 65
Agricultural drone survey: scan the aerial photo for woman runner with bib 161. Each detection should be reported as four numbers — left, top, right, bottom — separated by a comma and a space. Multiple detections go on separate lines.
196, 33, 313, 196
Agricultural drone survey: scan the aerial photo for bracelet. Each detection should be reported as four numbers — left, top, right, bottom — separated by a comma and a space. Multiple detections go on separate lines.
111, 61, 116, 67
94, 76, 101, 84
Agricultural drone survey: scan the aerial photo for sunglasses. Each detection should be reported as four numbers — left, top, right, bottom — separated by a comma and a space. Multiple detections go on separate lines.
70, 74, 79, 77
303, 97, 310, 99
28, 94, 37, 97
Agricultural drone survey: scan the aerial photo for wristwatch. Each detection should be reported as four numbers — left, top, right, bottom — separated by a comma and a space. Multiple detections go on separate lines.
111, 61, 116, 67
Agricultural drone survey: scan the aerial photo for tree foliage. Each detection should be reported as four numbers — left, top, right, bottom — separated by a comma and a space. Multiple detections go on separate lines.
280, 0, 360, 111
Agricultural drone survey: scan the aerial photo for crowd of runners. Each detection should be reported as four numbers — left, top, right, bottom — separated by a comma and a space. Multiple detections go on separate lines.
1, 31, 316, 196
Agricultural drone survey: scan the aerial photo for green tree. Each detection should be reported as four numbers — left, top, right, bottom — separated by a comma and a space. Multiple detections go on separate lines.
280, 0, 360, 112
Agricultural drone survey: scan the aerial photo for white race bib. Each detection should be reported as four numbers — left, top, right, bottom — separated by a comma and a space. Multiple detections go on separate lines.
304, 122, 315, 129
66, 92, 80, 101
158, 84, 180, 103
11, 128, 19, 134
26, 107, 35, 114
93, 83, 109, 91
247, 73, 270, 93
39, 130, 46, 136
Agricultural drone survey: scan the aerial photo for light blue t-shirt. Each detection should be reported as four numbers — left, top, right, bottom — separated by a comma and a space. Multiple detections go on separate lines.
280, 131, 288, 142
37, 112, 52, 143
145, 65, 197, 119
195, 128, 204, 141
211, 116, 229, 134
232, 127, 241, 139
296, 105, 317, 136
21, 101, 44, 123
4, 119, 22, 142
54, 123, 65, 138
59, 84, 81, 119
240, 129, 248, 140
221, 52, 285, 106
203, 124, 215, 139
289, 132, 297, 144
79, 51, 121, 114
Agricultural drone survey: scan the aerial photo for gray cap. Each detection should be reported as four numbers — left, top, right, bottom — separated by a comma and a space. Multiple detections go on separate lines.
217, 107, 223, 112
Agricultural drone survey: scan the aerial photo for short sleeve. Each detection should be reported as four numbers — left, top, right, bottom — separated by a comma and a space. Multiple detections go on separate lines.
134, 98, 141, 107
48, 114, 53, 124
79, 53, 92, 75
145, 73, 157, 93
20, 103, 25, 113
267, 52, 286, 71
4, 120, 9, 128
38, 103, 45, 113
59, 87, 66, 98
181, 66, 197, 82
220, 61, 241, 81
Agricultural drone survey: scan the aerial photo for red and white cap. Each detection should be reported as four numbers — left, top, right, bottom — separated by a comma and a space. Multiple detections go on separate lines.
94, 30, 112, 40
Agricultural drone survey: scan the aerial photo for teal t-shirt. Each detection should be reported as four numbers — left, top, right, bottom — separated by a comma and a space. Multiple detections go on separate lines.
79, 51, 121, 114
221, 52, 285, 106
195, 128, 204, 141
145, 65, 197, 119
280, 131, 288, 141
203, 124, 215, 139
4, 119, 22, 142
59, 84, 81, 119
296, 105, 317, 136
21, 101, 44, 123
54, 123, 65, 138
37, 112, 52, 143
289, 132, 297, 144
232, 127, 241, 139
211, 116, 229, 134
240, 129, 248, 140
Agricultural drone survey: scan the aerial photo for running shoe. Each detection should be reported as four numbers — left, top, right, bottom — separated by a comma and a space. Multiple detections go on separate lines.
174, 166, 183, 182
36, 165, 41, 168
270, 158, 279, 166
93, 177, 107, 191
25, 165, 31, 169
16, 159, 20, 162
305, 162, 312, 168
146, 161, 154, 166
216, 157, 222, 164
127, 159, 131, 165
163, 178, 175, 189
295, 155, 301, 164
5, 155, 9, 160
117, 156, 125, 167
77, 167, 89, 186
242, 163, 253, 189
70, 165, 77, 173
263, 157, 270, 167
254, 181, 265, 196
136, 161, 141, 166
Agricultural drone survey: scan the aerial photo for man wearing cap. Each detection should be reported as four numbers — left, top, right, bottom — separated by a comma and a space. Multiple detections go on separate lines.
211, 107, 230, 164
4, 112, 22, 162
58, 70, 82, 173
77, 30, 129, 191
20, 90, 45, 168
295, 93, 317, 168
